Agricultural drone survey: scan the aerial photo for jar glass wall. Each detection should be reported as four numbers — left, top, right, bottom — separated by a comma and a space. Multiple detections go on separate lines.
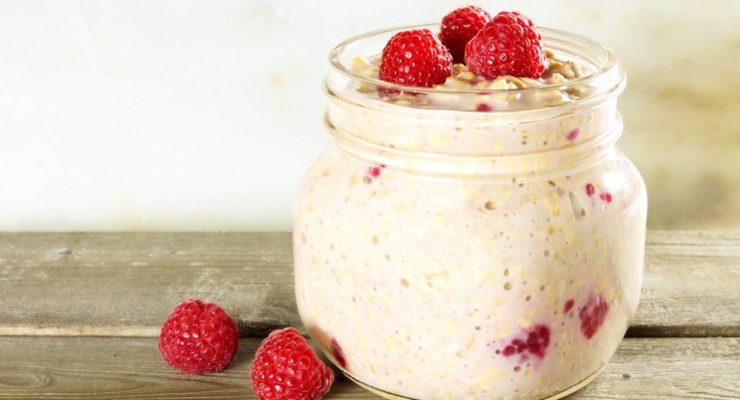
294, 24, 646, 400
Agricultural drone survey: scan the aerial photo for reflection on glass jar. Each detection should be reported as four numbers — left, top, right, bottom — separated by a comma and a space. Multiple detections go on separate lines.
294, 24, 646, 400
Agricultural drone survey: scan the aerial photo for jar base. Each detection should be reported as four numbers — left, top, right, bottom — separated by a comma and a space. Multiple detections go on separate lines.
342, 365, 606, 400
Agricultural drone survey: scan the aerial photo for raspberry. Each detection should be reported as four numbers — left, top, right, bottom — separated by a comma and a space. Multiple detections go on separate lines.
439, 6, 492, 63
579, 295, 610, 339
330, 338, 347, 369
464, 11, 546, 79
251, 327, 334, 400
600, 192, 613, 203
379, 29, 453, 88
500, 324, 551, 360
158, 299, 240, 374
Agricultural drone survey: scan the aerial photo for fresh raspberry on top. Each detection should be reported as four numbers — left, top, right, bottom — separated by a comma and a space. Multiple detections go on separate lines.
465, 11, 546, 79
158, 299, 240, 374
251, 327, 334, 400
379, 29, 453, 88
439, 6, 492, 63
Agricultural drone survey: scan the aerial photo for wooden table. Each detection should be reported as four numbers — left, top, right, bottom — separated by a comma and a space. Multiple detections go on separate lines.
0, 231, 738, 399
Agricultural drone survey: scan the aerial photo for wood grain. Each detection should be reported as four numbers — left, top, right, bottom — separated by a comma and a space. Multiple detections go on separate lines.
0, 233, 298, 337
0, 336, 736, 399
0, 231, 738, 337
629, 231, 740, 337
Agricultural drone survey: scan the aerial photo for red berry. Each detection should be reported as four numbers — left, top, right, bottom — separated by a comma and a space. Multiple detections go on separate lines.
579, 295, 610, 339
439, 6, 492, 63
251, 327, 334, 400
379, 29, 453, 88
330, 338, 347, 369
368, 164, 384, 178
564, 298, 575, 313
158, 299, 239, 374
476, 102, 493, 112
499, 324, 551, 363
585, 183, 595, 196
502, 345, 516, 356
464, 11, 546, 79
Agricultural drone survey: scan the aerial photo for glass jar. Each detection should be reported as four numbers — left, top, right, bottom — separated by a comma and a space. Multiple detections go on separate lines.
294, 24, 646, 400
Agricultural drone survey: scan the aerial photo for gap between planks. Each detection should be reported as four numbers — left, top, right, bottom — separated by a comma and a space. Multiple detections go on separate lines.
0, 231, 738, 338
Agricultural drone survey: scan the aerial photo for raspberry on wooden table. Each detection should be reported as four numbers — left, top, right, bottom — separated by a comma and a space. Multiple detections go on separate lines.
251, 327, 334, 400
465, 11, 546, 79
379, 28, 453, 88
158, 299, 240, 374
439, 5, 492, 63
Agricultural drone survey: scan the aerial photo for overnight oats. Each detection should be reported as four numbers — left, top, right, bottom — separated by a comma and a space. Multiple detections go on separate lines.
294, 7, 646, 400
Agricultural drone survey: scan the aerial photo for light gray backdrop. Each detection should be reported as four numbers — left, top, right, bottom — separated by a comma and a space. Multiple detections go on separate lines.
0, 0, 737, 230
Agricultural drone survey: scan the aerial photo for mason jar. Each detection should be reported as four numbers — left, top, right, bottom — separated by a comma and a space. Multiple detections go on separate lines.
293, 24, 646, 400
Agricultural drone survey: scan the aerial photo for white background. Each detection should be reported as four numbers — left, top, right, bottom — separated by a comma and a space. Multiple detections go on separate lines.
0, 0, 738, 231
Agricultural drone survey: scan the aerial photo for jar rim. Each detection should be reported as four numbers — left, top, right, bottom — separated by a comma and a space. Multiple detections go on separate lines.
328, 23, 623, 99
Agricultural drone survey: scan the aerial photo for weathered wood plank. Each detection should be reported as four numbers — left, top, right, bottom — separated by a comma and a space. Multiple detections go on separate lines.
0, 231, 738, 337
629, 231, 740, 337
0, 233, 298, 337
0, 336, 737, 399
